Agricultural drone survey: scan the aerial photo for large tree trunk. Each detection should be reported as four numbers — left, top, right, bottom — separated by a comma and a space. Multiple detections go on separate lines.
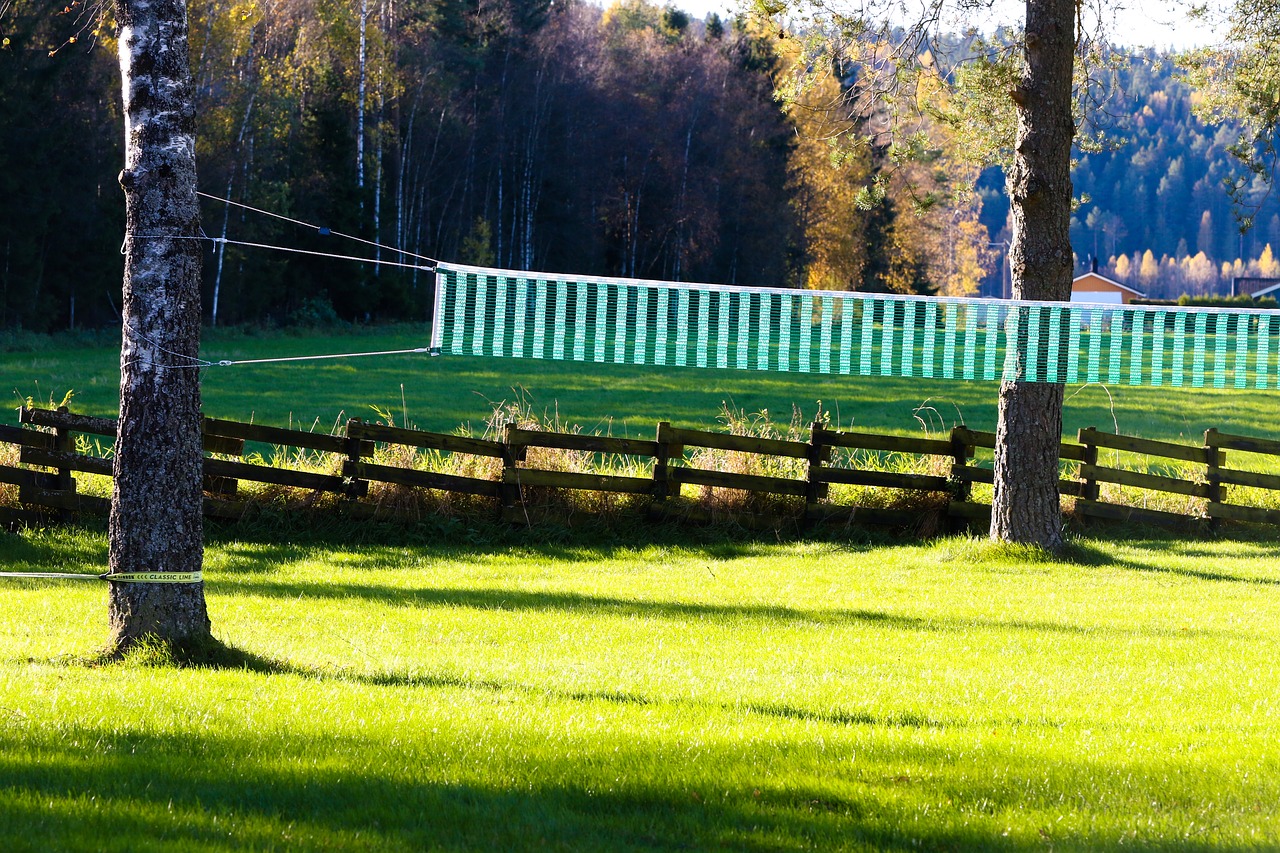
108, 0, 211, 651
990, 0, 1075, 549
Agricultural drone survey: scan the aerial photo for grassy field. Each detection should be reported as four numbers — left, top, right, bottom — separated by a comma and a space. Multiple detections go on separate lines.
2, 522, 1279, 851
5, 325, 1280, 443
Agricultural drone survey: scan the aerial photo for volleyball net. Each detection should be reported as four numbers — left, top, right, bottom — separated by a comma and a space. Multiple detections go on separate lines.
430, 262, 1280, 389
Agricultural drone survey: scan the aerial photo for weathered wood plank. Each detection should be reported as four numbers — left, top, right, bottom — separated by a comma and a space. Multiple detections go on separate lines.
344, 460, 502, 497
0, 464, 58, 489
203, 496, 250, 520
20, 447, 113, 476
16, 409, 245, 453
814, 429, 954, 456
951, 426, 1085, 461
202, 475, 239, 496
346, 420, 504, 458
950, 464, 994, 484
202, 434, 246, 456
1079, 463, 1211, 498
667, 466, 809, 496
815, 468, 950, 491
203, 417, 347, 455
18, 486, 108, 515
505, 428, 659, 458
1204, 430, 1280, 456
503, 468, 656, 494
1077, 427, 1209, 464
1056, 478, 1091, 496
0, 424, 55, 450
660, 426, 810, 459
806, 504, 932, 527
20, 407, 116, 436
1057, 443, 1088, 462
202, 458, 347, 492
1215, 468, 1280, 492
1074, 498, 1202, 528
0, 504, 52, 528
949, 467, 1081, 494
947, 501, 993, 521
950, 427, 997, 449
647, 501, 798, 531
1207, 501, 1280, 526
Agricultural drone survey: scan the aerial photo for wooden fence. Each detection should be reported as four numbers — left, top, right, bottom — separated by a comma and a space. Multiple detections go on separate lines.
3, 406, 1280, 534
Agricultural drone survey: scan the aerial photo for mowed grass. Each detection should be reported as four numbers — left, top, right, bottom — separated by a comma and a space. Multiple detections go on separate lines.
2, 524, 1280, 851
6, 325, 1280, 442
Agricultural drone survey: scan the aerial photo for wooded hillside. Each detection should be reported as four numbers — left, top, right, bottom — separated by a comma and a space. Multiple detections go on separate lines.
1, 1, 1276, 332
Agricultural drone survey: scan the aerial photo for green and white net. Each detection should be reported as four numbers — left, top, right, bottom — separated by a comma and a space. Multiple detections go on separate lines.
431, 263, 1280, 389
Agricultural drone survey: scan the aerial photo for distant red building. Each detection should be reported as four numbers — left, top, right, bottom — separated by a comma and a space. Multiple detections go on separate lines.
1070, 271, 1146, 305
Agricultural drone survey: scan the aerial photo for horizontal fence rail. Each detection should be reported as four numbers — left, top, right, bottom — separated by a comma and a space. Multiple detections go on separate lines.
4, 406, 1280, 535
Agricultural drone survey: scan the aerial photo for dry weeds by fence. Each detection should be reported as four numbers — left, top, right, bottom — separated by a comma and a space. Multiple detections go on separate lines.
3, 405, 1280, 535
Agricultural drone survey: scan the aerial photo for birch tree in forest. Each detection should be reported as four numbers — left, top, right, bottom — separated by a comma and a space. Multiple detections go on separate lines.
108, 0, 212, 653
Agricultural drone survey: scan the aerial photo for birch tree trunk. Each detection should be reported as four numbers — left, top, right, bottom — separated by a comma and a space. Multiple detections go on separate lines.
989, 0, 1076, 549
108, 0, 211, 651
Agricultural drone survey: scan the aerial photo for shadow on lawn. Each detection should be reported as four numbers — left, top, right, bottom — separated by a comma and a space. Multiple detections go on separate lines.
99, 644, 991, 734
201, 510, 888, 577
0, 526, 109, 571
220, 578, 1224, 640
1052, 541, 1280, 587
352, 672, 956, 730
206, 536, 794, 576
0, 728, 1055, 853
1113, 556, 1280, 587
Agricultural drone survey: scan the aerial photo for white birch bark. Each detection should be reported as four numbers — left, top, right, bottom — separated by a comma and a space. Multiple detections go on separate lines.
109, 0, 211, 650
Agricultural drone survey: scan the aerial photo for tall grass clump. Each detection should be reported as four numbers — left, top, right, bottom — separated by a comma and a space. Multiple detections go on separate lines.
488, 397, 653, 522
676, 403, 811, 520
0, 441, 18, 509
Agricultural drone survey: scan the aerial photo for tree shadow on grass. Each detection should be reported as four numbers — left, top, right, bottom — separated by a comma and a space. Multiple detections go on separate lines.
1076, 541, 1280, 587
2, 712, 1266, 852
0, 525, 108, 571
216, 578, 1227, 640
87, 633, 316, 675
205, 537, 802, 577
1113, 558, 1280, 587
0, 730, 1040, 853
353, 671, 959, 730
73, 642, 1035, 735
1052, 540, 1280, 587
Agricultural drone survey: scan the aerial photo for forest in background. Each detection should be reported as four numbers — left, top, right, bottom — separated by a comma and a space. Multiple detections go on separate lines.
1, 0, 1278, 333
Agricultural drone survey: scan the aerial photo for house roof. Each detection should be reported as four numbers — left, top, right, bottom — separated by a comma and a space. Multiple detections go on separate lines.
1251, 280, 1280, 299
1233, 277, 1280, 297
1071, 271, 1146, 297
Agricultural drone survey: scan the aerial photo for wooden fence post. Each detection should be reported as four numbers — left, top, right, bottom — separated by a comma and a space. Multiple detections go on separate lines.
343, 418, 368, 499
1204, 428, 1223, 532
947, 428, 973, 501
946, 426, 973, 532
1078, 427, 1101, 503
501, 420, 524, 521
805, 421, 831, 524
653, 421, 680, 501
53, 406, 75, 522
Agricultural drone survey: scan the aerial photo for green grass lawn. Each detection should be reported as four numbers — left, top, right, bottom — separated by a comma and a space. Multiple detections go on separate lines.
5, 324, 1280, 443
2, 523, 1279, 851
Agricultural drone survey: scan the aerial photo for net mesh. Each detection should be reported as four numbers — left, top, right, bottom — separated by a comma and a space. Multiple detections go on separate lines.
431, 263, 1280, 389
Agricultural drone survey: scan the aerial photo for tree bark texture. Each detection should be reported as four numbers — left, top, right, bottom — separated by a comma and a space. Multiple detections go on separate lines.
109, 0, 210, 649
990, 0, 1076, 548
